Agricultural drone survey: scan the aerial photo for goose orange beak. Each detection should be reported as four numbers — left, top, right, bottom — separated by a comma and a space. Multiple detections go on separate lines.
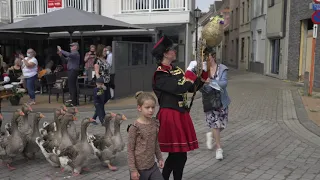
110, 112, 116, 117
72, 116, 78, 121
89, 118, 95, 122
121, 115, 127, 121
19, 111, 25, 116
62, 105, 67, 111
28, 106, 33, 112
39, 113, 45, 118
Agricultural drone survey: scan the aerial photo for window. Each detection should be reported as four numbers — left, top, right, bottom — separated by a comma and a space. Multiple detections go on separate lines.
241, 38, 245, 61
247, 37, 250, 62
231, 10, 233, 29
131, 43, 145, 65
271, 39, 280, 74
231, 40, 234, 61
242, 2, 245, 23
268, 0, 275, 7
247, 0, 250, 22
236, 8, 238, 28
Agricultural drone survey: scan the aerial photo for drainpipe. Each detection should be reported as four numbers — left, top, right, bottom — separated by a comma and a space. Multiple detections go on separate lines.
10, 0, 13, 23
282, 0, 287, 38
98, 0, 101, 15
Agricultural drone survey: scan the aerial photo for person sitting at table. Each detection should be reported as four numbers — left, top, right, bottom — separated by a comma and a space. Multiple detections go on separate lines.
8, 57, 22, 83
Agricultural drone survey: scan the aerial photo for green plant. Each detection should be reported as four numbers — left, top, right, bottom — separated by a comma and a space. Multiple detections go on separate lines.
9, 86, 25, 100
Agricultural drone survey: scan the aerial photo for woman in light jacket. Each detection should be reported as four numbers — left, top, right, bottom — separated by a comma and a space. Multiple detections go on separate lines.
200, 47, 230, 160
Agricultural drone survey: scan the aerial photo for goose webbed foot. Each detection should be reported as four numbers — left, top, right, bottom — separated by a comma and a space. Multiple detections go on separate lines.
107, 163, 117, 171
81, 167, 90, 172
72, 172, 80, 176
6, 163, 16, 171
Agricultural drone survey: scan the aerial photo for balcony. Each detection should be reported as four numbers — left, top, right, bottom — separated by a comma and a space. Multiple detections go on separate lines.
108, 0, 191, 25
120, 0, 188, 13
0, 0, 10, 23
14, 0, 99, 21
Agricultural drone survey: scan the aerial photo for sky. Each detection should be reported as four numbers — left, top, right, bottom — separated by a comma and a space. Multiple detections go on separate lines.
196, 0, 216, 12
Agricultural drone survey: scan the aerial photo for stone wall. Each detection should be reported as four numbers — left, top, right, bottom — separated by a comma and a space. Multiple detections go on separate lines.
288, 0, 320, 88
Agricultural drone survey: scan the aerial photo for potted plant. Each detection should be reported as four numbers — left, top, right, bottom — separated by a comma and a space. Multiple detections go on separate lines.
9, 86, 25, 106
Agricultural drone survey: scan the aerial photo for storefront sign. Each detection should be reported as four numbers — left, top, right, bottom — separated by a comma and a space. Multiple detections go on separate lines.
47, 0, 63, 13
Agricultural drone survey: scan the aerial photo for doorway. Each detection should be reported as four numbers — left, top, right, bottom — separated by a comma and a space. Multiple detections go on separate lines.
271, 39, 280, 74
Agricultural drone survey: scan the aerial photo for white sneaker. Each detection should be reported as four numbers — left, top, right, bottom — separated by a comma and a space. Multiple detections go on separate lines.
206, 132, 213, 150
216, 148, 223, 160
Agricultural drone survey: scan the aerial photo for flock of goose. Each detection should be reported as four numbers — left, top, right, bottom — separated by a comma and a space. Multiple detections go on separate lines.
0, 104, 127, 176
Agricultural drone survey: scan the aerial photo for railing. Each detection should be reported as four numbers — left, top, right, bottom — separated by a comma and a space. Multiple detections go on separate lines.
15, 0, 99, 18
0, 0, 10, 22
121, 0, 188, 13
16, 0, 47, 17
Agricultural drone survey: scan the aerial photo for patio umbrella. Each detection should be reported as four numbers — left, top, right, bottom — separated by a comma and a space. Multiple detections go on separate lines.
0, 7, 143, 41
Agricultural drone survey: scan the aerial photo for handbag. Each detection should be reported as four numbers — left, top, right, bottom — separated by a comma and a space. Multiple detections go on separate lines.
201, 65, 222, 112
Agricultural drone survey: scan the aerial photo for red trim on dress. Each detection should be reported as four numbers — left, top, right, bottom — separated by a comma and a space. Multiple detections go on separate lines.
185, 71, 197, 82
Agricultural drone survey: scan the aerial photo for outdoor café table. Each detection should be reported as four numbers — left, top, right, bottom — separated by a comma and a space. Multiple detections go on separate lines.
0, 87, 14, 113
61, 76, 87, 105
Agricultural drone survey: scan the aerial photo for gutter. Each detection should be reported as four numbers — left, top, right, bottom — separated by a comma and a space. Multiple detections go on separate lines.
10, 0, 13, 23
282, 0, 287, 38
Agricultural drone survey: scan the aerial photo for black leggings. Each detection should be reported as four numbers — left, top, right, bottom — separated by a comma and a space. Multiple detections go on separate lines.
162, 152, 187, 180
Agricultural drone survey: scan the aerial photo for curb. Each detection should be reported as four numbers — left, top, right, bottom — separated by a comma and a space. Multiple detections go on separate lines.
292, 89, 320, 137
1, 93, 203, 113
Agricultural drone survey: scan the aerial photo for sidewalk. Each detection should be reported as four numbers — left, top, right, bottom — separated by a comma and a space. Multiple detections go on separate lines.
1, 91, 202, 112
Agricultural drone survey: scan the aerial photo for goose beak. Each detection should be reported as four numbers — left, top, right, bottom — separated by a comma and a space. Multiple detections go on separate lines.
74, 108, 79, 113
121, 115, 127, 121
39, 113, 45, 118
63, 105, 67, 111
72, 116, 78, 121
19, 111, 25, 116
89, 118, 95, 122
110, 112, 116, 117
28, 106, 33, 111
0, 114, 3, 120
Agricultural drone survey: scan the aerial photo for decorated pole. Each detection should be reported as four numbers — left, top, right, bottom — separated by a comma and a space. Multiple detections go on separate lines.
188, 15, 225, 111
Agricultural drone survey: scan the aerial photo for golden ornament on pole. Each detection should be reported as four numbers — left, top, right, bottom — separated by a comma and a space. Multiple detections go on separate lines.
201, 15, 225, 47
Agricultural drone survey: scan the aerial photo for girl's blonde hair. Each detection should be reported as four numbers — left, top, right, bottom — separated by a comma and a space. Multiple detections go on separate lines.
135, 91, 156, 106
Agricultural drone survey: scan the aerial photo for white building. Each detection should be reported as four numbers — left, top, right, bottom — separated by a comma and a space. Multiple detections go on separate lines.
250, 0, 267, 74
0, 0, 10, 24
8, 0, 195, 67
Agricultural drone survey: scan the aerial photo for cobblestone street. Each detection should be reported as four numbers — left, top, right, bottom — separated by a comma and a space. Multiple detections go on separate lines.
1, 70, 320, 180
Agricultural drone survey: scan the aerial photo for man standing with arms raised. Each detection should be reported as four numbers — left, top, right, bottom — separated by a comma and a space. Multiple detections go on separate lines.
58, 42, 80, 107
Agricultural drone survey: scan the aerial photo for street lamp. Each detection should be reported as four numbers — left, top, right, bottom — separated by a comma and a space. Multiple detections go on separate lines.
194, 7, 201, 53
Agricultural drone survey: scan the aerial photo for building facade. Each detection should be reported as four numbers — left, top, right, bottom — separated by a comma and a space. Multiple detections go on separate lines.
238, 0, 251, 71
0, 0, 10, 24
226, 0, 240, 68
250, 0, 267, 74
265, 0, 290, 79
288, 0, 320, 88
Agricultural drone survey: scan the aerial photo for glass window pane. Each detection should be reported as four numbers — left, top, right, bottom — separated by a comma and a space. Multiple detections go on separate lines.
131, 43, 144, 66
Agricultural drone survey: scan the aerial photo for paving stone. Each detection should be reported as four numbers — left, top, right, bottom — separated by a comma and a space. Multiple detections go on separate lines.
1, 70, 320, 179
